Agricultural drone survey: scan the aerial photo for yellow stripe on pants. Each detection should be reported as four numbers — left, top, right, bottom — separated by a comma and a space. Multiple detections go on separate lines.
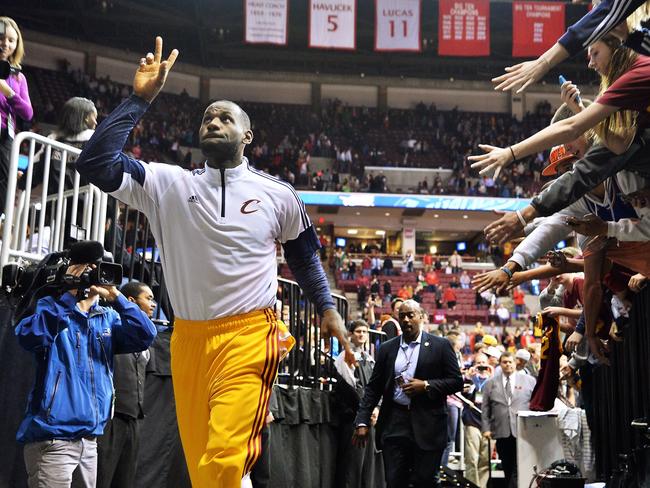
171, 309, 293, 487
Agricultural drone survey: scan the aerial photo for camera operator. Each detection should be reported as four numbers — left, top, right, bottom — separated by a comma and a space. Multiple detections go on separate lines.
15, 262, 156, 488
96, 281, 155, 488
462, 353, 493, 488
0, 17, 32, 213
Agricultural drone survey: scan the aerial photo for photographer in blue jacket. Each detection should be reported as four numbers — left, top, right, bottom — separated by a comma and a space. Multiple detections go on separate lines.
14, 260, 156, 488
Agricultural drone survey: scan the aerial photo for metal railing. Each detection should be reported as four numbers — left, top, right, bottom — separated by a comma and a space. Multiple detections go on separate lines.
276, 277, 351, 388
1, 133, 355, 388
1, 132, 107, 269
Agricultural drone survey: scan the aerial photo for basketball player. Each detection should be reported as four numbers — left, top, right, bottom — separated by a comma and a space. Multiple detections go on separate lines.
76, 37, 354, 488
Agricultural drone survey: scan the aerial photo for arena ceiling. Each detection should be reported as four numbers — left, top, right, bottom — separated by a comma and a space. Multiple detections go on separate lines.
4, 0, 597, 85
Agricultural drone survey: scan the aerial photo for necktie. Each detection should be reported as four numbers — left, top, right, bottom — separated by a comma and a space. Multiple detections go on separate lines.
505, 376, 512, 404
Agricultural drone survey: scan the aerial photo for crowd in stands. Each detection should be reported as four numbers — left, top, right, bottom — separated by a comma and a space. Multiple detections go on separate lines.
25, 64, 550, 198
327, 248, 531, 328
318, 245, 594, 482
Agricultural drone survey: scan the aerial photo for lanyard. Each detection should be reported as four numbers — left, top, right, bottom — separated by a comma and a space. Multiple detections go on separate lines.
399, 343, 417, 374
475, 376, 488, 391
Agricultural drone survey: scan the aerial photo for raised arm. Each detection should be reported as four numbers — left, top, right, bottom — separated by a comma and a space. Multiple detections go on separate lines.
492, 0, 648, 93
469, 102, 617, 178
508, 264, 566, 289
75, 95, 150, 192
532, 137, 650, 217
559, 1, 647, 57
105, 292, 157, 354
75, 36, 178, 192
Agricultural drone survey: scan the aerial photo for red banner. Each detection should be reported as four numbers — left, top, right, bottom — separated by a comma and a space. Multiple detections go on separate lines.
512, 2, 565, 57
438, 0, 490, 57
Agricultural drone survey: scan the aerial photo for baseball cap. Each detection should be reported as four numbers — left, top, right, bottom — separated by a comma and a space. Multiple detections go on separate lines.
515, 349, 531, 362
486, 346, 502, 359
482, 335, 498, 347
542, 145, 579, 177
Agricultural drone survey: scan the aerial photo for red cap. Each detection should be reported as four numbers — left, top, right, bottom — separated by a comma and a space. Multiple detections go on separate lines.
542, 145, 579, 177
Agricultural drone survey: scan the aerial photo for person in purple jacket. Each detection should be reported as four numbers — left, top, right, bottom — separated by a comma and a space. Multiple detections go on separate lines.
492, 0, 650, 93
0, 16, 33, 214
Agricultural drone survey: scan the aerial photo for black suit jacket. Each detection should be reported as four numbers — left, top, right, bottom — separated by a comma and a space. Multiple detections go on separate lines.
354, 331, 463, 451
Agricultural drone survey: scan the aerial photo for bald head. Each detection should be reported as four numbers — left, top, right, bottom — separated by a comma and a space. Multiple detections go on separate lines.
400, 299, 423, 315
204, 100, 251, 130
398, 299, 424, 343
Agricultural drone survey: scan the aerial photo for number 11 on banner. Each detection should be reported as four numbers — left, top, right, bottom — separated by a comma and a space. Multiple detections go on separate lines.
389, 20, 408, 38
375, 0, 421, 52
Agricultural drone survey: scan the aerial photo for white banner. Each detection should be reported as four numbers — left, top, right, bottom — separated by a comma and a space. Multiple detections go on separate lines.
375, 0, 421, 51
309, 0, 356, 50
245, 0, 288, 45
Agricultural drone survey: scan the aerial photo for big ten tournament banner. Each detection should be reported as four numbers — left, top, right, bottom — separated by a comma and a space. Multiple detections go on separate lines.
375, 0, 421, 52
438, 0, 490, 56
309, 0, 357, 50
244, 0, 289, 45
512, 1, 565, 57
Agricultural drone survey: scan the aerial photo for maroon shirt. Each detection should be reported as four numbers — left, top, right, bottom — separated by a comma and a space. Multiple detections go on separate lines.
597, 55, 650, 130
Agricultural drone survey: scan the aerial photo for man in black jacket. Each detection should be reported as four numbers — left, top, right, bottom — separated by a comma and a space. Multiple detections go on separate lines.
96, 281, 156, 488
353, 300, 463, 488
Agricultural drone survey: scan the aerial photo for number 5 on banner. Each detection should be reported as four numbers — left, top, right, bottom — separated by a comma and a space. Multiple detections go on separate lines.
328, 14, 338, 31
309, 0, 356, 50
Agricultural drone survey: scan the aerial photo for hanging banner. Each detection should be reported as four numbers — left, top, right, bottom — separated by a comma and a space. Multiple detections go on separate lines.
512, 2, 565, 57
244, 0, 289, 45
375, 0, 421, 52
309, 0, 356, 50
438, 0, 490, 56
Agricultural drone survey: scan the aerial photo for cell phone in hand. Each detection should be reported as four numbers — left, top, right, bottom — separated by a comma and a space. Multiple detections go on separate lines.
559, 75, 581, 104
395, 375, 405, 387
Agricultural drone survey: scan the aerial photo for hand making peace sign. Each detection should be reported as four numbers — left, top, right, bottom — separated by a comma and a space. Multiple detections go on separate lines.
133, 36, 179, 103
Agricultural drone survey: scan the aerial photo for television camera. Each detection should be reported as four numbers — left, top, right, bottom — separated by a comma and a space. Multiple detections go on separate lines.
2, 241, 122, 322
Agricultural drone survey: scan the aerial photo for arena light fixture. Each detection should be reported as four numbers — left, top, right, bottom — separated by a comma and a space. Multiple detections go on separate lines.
385, 212, 390, 216
463, 215, 468, 219
375, 230, 385, 236
429, 245, 437, 254
347, 229, 358, 235
434, 214, 439, 218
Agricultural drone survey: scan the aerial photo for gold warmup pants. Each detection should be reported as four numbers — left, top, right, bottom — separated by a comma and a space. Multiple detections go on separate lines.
171, 309, 294, 487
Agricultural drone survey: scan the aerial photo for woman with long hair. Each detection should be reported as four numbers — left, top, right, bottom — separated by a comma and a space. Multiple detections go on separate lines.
471, 34, 650, 242
0, 16, 32, 214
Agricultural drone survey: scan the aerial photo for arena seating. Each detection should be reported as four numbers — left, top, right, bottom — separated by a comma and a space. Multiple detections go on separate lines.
24, 66, 550, 198
280, 261, 494, 325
